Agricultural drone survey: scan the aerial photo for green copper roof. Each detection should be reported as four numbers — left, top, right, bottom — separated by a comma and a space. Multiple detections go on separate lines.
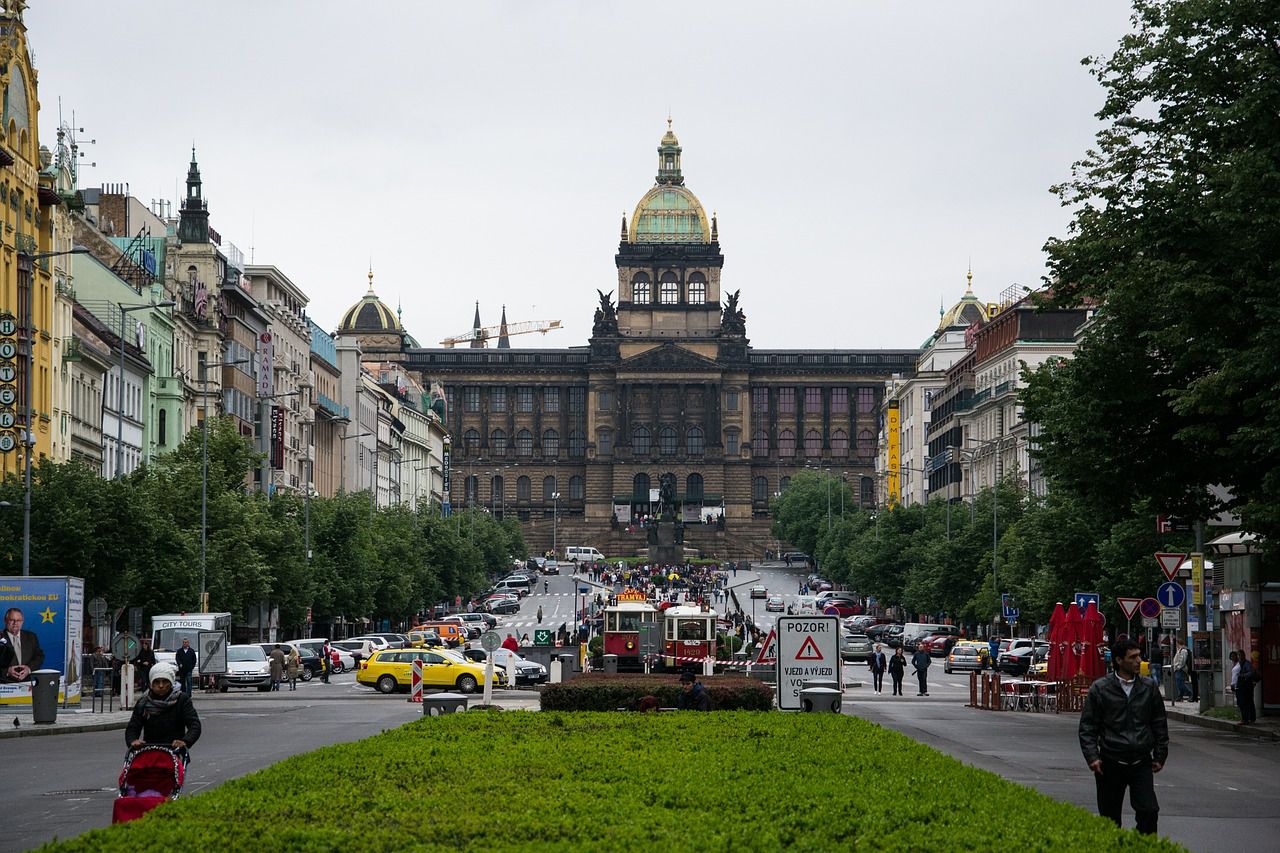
629, 186, 710, 243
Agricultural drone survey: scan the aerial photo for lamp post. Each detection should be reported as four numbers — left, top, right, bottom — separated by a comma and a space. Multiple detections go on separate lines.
15, 246, 91, 575
199, 357, 249, 611
552, 490, 560, 562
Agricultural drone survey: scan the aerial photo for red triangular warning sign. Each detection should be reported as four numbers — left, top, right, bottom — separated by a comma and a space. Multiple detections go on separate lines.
754, 628, 777, 664
1154, 552, 1187, 581
1117, 597, 1142, 620
795, 635, 825, 661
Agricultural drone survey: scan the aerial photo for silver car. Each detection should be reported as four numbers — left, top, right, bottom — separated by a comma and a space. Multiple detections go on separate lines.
218, 644, 272, 692
840, 632, 872, 662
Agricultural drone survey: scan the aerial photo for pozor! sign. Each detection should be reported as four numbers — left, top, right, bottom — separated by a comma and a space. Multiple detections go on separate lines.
775, 615, 840, 710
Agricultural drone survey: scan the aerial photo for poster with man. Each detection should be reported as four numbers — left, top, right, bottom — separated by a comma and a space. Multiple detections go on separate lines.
0, 576, 84, 705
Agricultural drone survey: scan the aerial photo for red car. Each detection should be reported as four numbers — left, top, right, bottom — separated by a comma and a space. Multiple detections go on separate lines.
920, 634, 959, 657
820, 598, 862, 618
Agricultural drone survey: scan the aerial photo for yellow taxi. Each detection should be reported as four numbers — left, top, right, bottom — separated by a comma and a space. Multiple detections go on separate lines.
357, 649, 504, 695
953, 640, 992, 661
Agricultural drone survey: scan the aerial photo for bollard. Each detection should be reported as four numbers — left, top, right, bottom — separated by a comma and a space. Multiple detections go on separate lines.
421, 692, 468, 716
799, 686, 841, 713
603, 654, 618, 675
558, 654, 576, 683
969, 671, 979, 707
549, 657, 562, 684
31, 669, 61, 724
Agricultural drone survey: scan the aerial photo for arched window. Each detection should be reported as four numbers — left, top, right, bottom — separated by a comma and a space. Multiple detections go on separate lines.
633, 473, 650, 501
687, 272, 706, 305
779, 429, 796, 458
543, 476, 557, 501
725, 429, 740, 456
633, 426, 651, 455
463, 429, 479, 456
596, 429, 612, 456
752, 476, 768, 504
805, 429, 822, 457
569, 475, 584, 501
686, 473, 704, 504
542, 428, 559, 457
632, 273, 651, 304
659, 425, 678, 455
752, 429, 769, 458
491, 429, 507, 455
831, 429, 848, 457
491, 475, 503, 504
780, 476, 792, 493
464, 475, 478, 505
857, 429, 874, 457
516, 476, 531, 501
687, 425, 704, 455
567, 431, 585, 458
516, 429, 533, 456
660, 271, 680, 304
860, 476, 875, 508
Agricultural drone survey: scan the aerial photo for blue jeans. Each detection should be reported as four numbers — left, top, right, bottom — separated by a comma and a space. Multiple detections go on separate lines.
1173, 670, 1191, 699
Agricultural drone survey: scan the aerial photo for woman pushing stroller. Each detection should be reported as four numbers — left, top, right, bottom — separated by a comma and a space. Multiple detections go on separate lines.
125, 661, 201, 755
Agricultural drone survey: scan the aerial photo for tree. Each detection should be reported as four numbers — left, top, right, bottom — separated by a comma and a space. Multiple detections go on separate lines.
1032, 0, 1280, 544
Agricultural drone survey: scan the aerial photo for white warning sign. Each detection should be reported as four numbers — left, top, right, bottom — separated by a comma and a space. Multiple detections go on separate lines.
776, 615, 840, 710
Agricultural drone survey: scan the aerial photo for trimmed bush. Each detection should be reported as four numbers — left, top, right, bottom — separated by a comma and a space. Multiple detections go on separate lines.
539, 673, 778, 711
42, 713, 1179, 852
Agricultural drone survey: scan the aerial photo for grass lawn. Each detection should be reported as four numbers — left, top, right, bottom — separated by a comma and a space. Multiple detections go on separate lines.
44, 712, 1182, 852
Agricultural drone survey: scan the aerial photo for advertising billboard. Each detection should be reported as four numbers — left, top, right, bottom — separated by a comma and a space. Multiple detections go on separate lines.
0, 576, 85, 705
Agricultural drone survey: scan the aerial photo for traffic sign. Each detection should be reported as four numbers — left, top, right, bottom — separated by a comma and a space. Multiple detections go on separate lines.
480, 631, 501, 652
1138, 597, 1161, 619
775, 615, 839, 711
1156, 581, 1185, 610
533, 629, 553, 647
754, 627, 778, 665
1000, 593, 1019, 620
199, 631, 228, 675
1160, 608, 1181, 629
111, 632, 139, 662
1154, 552, 1187, 581
1117, 597, 1143, 620
1141, 616, 1159, 629
1190, 552, 1204, 606
1074, 592, 1100, 613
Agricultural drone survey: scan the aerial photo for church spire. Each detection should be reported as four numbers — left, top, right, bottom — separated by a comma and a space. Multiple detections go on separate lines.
498, 305, 511, 349
469, 301, 484, 349
177, 146, 210, 243
656, 118, 684, 186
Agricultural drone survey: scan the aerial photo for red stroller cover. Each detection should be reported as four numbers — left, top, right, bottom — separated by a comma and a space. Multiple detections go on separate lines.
112, 746, 185, 824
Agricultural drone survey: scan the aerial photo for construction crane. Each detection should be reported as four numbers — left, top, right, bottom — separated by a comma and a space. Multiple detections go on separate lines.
440, 318, 562, 348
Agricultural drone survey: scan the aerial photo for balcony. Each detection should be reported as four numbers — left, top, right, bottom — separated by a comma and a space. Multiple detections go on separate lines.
316, 392, 349, 420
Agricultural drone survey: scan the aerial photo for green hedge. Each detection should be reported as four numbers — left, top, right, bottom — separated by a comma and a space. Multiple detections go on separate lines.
42, 713, 1178, 852
539, 673, 773, 711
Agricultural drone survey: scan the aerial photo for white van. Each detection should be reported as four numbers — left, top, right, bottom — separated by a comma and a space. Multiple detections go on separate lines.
564, 546, 605, 563
901, 623, 960, 651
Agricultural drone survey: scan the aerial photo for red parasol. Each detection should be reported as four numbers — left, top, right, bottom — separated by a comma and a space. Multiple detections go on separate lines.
1082, 601, 1106, 679
1047, 602, 1066, 681
1062, 601, 1083, 678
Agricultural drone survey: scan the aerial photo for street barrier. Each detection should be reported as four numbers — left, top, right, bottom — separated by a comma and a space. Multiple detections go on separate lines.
968, 671, 1003, 711
409, 659, 423, 703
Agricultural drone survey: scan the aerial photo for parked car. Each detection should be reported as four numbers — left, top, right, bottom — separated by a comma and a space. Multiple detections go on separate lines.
944, 644, 987, 674
784, 552, 812, 565
749, 586, 768, 599
881, 625, 907, 648
410, 623, 468, 647
840, 632, 873, 662
407, 631, 445, 649
487, 597, 521, 615
765, 595, 785, 613
294, 638, 353, 672
219, 645, 272, 692
920, 634, 960, 657
443, 613, 496, 635
998, 643, 1049, 676
503, 573, 535, 587
864, 622, 898, 642
255, 642, 323, 681
820, 597, 862, 617
460, 648, 548, 685
349, 635, 393, 653
362, 633, 410, 650
331, 639, 377, 667
357, 648, 504, 694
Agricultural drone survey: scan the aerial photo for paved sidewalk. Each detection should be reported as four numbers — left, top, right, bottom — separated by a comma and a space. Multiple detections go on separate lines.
1165, 699, 1279, 741
1, 706, 132, 739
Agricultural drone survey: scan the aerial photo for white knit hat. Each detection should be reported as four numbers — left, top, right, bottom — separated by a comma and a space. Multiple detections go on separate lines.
148, 662, 178, 685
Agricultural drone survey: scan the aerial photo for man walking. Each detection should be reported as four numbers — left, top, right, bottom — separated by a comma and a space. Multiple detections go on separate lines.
131, 638, 157, 692
175, 637, 198, 695
1170, 638, 1192, 703
910, 645, 931, 696
868, 644, 887, 694
1078, 638, 1169, 835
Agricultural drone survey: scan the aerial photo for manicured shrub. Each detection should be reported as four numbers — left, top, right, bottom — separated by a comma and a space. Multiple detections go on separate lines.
43, 714, 1179, 852
538, 673, 776, 711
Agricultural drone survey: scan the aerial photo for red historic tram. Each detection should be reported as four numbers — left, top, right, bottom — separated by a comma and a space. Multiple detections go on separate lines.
601, 591, 718, 671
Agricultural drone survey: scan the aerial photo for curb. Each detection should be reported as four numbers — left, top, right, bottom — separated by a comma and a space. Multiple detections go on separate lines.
0, 718, 130, 739
1167, 707, 1280, 741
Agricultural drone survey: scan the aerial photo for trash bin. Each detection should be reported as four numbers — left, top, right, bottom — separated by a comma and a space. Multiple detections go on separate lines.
558, 654, 576, 683
799, 686, 841, 713
603, 654, 618, 675
801, 678, 840, 692
422, 692, 468, 716
31, 669, 61, 725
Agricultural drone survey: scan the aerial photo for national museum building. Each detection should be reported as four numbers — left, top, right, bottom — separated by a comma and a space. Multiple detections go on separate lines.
341, 124, 918, 559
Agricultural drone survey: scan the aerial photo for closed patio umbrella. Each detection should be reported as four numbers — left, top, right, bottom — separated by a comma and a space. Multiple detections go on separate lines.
1082, 601, 1106, 679
1062, 602, 1082, 678
1048, 602, 1066, 681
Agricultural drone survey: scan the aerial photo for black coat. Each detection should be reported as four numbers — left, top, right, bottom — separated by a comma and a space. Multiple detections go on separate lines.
125, 691, 202, 748
677, 682, 711, 711
887, 655, 907, 677
175, 646, 198, 675
1078, 673, 1168, 765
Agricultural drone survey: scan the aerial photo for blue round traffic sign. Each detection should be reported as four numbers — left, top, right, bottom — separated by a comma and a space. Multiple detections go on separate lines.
1138, 597, 1162, 619
1156, 581, 1185, 610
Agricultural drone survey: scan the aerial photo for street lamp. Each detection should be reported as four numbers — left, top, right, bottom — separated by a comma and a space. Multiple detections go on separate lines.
15, 246, 91, 576
552, 490, 560, 562
115, 299, 175, 479
199, 357, 249, 611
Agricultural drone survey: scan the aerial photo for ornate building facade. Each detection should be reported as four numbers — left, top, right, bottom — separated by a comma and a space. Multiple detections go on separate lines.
347, 125, 918, 558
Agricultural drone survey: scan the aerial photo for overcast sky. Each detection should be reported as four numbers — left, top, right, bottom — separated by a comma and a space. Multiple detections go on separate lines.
28, 2, 1134, 351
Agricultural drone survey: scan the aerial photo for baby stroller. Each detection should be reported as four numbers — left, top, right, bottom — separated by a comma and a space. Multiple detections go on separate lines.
112, 744, 187, 824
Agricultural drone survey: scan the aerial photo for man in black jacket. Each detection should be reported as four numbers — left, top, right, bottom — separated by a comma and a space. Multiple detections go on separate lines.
676, 671, 711, 711
126, 662, 201, 753
1079, 638, 1169, 835
174, 638, 198, 695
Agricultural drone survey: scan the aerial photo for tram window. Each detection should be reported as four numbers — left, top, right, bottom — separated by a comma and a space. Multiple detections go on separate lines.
678, 619, 708, 641
619, 613, 642, 631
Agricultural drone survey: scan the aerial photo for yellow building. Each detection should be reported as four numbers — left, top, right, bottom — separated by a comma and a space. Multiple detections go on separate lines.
0, 4, 55, 480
